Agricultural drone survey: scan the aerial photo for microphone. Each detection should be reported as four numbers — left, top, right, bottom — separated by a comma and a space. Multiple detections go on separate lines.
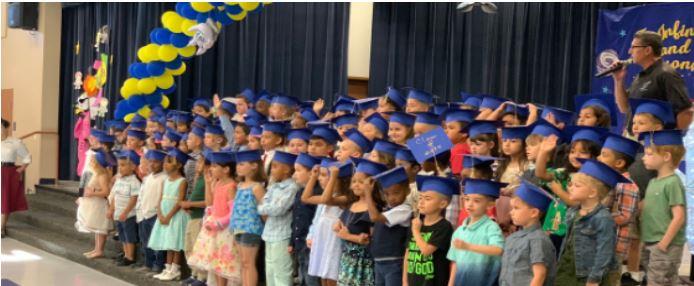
595, 59, 633, 78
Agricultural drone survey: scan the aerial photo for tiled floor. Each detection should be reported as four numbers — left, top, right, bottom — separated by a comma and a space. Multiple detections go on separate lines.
1, 238, 133, 286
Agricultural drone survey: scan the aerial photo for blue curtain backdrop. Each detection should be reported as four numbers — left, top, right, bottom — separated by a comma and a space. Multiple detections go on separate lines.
368, 2, 639, 107
58, 3, 349, 180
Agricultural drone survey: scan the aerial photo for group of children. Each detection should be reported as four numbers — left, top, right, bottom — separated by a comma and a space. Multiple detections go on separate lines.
73, 86, 690, 286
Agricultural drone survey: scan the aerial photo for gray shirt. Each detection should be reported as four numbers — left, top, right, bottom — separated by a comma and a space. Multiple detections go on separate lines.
112, 174, 141, 218
500, 223, 556, 286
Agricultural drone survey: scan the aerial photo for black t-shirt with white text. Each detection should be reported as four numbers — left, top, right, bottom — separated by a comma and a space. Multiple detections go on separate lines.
406, 218, 454, 286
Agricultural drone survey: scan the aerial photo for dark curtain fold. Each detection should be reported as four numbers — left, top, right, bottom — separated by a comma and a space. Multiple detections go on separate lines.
368, 2, 639, 107
58, 3, 349, 180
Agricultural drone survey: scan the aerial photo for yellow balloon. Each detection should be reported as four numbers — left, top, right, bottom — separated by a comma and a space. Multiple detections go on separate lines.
225, 2, 239, 5
164, 12, 184, 33
169, 62, 187, 76
191, 2, 214, 13
180, 19, 197, 37
124, 113, 136, 123
229, 10, 247, 21
137, 46, 152, 63
137, 78, 157, 94
155, 74, 174, 89
120, 86, 132, 99
123, 78, 139, 94
239, 2, 260, 11
143, 44, 161, 62
161, 95, 170, 108
158, 45, 178, 62
178, 45, 197, 58
138, 106, 151, 118
161, 11, 178, 26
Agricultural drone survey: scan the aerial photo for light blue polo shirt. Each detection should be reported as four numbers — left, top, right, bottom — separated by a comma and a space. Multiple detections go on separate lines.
446, 215, 504, 286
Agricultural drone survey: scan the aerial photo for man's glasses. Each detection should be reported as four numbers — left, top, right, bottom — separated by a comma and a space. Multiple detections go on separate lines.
630, 45, 648, 49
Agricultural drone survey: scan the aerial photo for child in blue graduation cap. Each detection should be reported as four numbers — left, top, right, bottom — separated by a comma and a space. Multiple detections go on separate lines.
214, 97, 240, 150
413, 112, 441, 137
457, 155, 498, 225
378, 86, 406, 114
77, 150, 116, 259
366, 166, 413, 286
106, 120, 128, 152
466, 120, 501, 157
360, 112, 388, 141
336, 129, 373, 162
204, 124, 227, 152
258, 151, 301, 285
247, 126, 263, 151
261, 121, 289, 175
555, 159, 627, 285
231, 121, 250, 152
443, 109, 475, 177
192, 99, 213, 119
308, 126, 340, 157
370, 139, 401, 168
286, 128, 311, 155
187, 151, 241, 285
126, 129, 147, 157
448, 179, 506, 286
135, 150, 167, 274
108, 150, 142, 266
406, 89, 434, 114
404, 176, 455, 286
495, 126, 531, 236
396, 148, 423, 208
290, 153, 323, 286
234, 89, 255, 120
301, 159, 354, 284
388, 111, 416, 146
148, 149, 191, 281
174, 113, 193, 134
269, 95, 298, 122
332, 113, 359, 139
162, 129, 182, 149
575, 94, 616, 128
500, 180, 556, 286
638, 130, 687, 285
334, 159, 388, 285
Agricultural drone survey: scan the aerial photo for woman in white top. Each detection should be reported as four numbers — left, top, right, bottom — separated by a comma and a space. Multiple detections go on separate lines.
1, 119, 31, 237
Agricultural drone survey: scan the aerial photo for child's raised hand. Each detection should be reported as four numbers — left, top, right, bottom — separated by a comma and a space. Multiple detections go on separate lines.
411, 216, 422, 234
540, 134, 559, 154
213, 93, 221, 108
329, 166, 340, 176
310, 165, 320, 178
312, 99, 325, 114
363, 177, 375, 196
453, 238, 470, 250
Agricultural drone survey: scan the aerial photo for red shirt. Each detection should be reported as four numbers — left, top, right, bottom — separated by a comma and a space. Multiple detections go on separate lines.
449, 142, 470, 176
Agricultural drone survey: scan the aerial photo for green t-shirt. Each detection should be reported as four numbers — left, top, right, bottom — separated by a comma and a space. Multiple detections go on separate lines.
640, 174, 687, 245
541, 168, 570, 236
187, 176, 206, 219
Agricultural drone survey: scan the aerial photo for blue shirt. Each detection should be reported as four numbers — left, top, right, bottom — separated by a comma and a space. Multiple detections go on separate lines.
258, 178, 300, 242
500, 223, 556, 286
290, 185, 320, 251
447, 215, 504, 286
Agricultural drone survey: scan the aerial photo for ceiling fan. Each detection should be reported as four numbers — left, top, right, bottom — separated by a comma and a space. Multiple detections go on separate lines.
456, 2, 498, 14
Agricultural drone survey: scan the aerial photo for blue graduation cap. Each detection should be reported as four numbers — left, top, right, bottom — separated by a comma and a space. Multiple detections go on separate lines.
395, 147, 417, 162
501, 126, 531, 140
262, 121, 290, 136
145, 149, 168, 161
239, 88, 256, 103
193, 98, 212, 109
602, 133, 641, 159
406, 127, 453, 164
389, 111, 416, 127
299, 108, 320, 122
332, 96, 357, 113
244, 116, 267, 128
416, 175, 459, 197
246, 109, 268, 122
129, 120, 146, 131
148, 114, 162, 124
94, 150, 112, 168
164, 129, 183, 142
565, 126, 608, 145
332, 113, 359, 127
153, 132, 163, 142
516, 180, 553, 211
355, 97, 379, 112
91, 129, 114, 143
529, 119, 561, 138
354, 158, 388, 176
385, 86, 406, 109
463, 155, 500, 169
541, 106, 575, 126
575, 93, 618, 126
443, 109, 477, 123
463, 178, 507, 198
299, 100, 315, 110
180, 133, 188, 142
126, 129, 147, 140
273, 151, 298, 165
131, 114, 146, 123
320, 158, 354, 177
465, 120, 501, 138
166, 110, 179, 120
221, 100, 237, 115
271, 95, 298, 108
175, 113, 192, 124
373, 139, 402, 156
310, 127, 341, 145
364, 113, 388, 135
205, 124, 224, 136
433, 104, 449, 116
480, 95, 507, 110
460, 93, 482, 109
306, 120, 331, 130
151, 106, 166, 117
208, 151, 235, 165
503, 103, 530, 118
373, 166, 409, 189
189, 126, 205, 139
255, 90, 274, 104
235, 150, 262, 162
407, 88, 433, 105
192, 115, 210, 128
167, 148, 192, 165
116, 149, 141, 165
577, 158, 630, 188
414, 112, 441, 126
250, 126, 263, 137
105, 120, 127, 131
345, 129, 373, 153
287, 128, 312, 142
639, 129, 684, 147
295, 152, 322, 169
629, 98, 675, 125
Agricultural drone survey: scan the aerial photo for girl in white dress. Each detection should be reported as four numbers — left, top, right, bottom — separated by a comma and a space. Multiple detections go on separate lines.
75, 150, 114, 259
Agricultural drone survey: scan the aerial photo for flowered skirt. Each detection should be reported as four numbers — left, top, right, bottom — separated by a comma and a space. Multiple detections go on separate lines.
187, 215, 241, 283
337, 240, 375, 286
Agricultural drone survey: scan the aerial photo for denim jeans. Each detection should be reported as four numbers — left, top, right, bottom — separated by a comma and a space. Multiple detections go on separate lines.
138, 216, 165, 269
297, 246, 321, 286
374, 259, 403, 286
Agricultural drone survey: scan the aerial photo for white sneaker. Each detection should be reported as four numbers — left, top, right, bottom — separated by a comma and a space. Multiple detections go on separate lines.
158, 269, 181, 281
152, 265, 170, 279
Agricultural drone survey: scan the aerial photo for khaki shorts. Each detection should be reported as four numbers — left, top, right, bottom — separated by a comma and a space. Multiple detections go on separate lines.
640, 243, 683, 286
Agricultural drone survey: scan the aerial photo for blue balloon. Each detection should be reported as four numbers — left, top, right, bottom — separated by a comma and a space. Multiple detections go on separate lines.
165, 57, 183, 70
127, 95, 147, 110
128, 64, 137, 77
146, 93, 163, 105
179, 3, 199, 20
211, 2, 224, 7
149, 29, 161, 44
154, 28, 172, 45
249, 3, 264, 14
196, 12, 210, 23
146, 62, 166, 77
115, 100, 131, 119
216, 10, 233, 26
170, 33, 191, 48
225, 4, 243, 15
175, 2, 185, 16
133, 63, 150, 79
160, 83, 177, 95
